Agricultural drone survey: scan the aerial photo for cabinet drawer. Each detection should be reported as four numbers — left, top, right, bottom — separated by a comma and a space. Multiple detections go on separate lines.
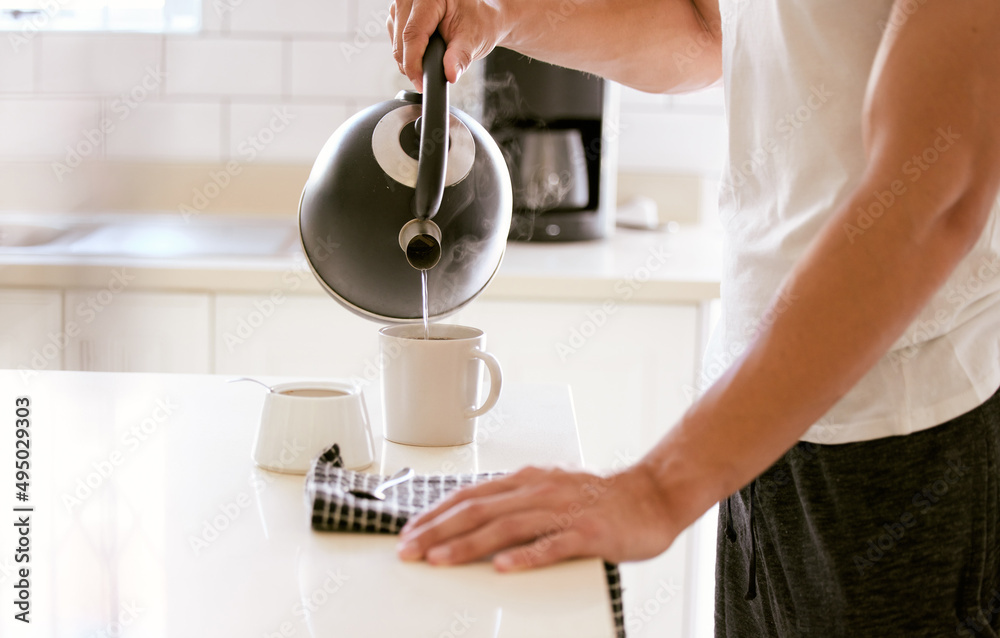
63, 290, 210, 373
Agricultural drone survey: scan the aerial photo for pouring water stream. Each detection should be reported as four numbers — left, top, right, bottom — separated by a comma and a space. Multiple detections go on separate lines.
421, 269, 430, 339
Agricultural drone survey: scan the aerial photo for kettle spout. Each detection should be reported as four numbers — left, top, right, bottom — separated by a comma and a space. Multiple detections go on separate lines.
398, 218, 442, 270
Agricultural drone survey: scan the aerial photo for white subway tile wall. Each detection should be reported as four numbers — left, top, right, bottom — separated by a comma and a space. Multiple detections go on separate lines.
227, 102, 350, 163
0, 42, 34, 93
0, 98, 102, 159
226, 0, 350, 36
290, 40, 404, 99
200, 0, 225, 34
0, 0, 727, 175
37, 34, 164, 95
105, 101, 223, 161
165, 38, 284, 96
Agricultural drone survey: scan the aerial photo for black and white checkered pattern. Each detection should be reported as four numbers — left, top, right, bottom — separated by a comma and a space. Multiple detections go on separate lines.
306, 444, 626, 637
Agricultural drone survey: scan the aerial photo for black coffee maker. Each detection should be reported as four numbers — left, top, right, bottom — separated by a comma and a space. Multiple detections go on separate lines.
483, 48, 619, 242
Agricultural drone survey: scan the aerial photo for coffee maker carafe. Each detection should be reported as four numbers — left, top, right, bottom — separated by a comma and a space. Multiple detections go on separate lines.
484, 48, 619, 242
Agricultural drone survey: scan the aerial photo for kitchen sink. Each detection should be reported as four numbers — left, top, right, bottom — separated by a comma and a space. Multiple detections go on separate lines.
0, 223, 69, 248
0, 214, 301, 258
67, 223, 297, 258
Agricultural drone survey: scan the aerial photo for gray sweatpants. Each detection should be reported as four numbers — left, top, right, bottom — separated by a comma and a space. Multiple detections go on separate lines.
716, 386, 1000, 637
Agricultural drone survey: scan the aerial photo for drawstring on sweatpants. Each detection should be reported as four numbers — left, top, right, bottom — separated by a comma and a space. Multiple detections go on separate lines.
725, 495, 738, 541
723, 480, 759, 601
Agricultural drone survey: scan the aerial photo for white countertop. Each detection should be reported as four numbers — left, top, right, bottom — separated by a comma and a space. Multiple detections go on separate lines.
0, 213, 722, 304
0, 370, 616, 637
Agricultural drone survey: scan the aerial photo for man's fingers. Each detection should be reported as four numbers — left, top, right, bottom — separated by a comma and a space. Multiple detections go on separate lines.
423, 510, 561, 566
493, 531, 588, 572
387, 5, 400, 73
401, 467, 546, 535
442, 38, 476, 83
387, 18, 402, 74
394, 465, 675, 572
398, 486, 543, 560
391, 1, 500, 89
391, 0, 410, 73
401, 2, 444, 90
399, 475, 521, 538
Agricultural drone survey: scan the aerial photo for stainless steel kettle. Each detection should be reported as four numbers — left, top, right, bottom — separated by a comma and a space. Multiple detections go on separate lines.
298, 33, 512, 323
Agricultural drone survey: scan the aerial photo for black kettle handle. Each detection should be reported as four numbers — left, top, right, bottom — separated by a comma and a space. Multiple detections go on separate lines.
414, 31, 449, 221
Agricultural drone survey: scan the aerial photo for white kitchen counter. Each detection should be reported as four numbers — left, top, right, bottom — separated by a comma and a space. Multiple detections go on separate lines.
0, 213, 722, 304
0, 370, 617, 637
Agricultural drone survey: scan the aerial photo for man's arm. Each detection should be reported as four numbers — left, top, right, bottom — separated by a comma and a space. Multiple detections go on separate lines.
388, 0, 722, 92
396, 0, 1000, 571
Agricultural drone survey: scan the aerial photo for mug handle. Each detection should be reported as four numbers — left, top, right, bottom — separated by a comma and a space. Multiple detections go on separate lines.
466, 350, 503, 418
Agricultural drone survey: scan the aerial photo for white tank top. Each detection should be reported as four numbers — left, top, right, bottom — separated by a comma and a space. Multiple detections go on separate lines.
703, 0, 1000, 443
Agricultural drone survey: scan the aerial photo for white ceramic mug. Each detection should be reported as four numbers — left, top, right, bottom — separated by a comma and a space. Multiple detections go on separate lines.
379, 324, 502, 446
252, 381, 374, 473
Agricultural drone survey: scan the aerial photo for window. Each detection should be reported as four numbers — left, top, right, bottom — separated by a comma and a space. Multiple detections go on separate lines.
0, 0, 200, 33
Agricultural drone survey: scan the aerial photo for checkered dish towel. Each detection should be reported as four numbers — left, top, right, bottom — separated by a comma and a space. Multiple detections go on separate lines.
306, 444, 626, 637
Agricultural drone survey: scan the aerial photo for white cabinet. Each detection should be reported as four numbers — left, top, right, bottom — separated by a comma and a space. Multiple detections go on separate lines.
213, 293, 383, 383
460, 299, 698, 471
0, 289, 63, 372
63, 291, 211, 373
